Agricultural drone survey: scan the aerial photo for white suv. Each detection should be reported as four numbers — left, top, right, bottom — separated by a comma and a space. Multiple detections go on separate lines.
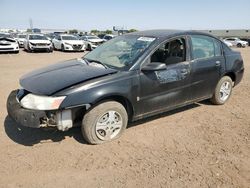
223, 37, 248, 48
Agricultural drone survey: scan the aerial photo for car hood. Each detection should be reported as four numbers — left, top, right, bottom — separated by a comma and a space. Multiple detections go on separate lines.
20, 59, 118, 95
17, 38, 25, 42
0, 37, 17, 44
29, 39, 51, 44
62, 40, 83, 45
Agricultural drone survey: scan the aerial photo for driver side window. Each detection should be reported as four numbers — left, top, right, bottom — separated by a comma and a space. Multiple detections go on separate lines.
151, 37, 186, 65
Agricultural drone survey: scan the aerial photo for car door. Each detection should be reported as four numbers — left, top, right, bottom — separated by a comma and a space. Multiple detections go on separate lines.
229, 38, 237, 46
137, 37, 192, 116
188, 35, 225, 101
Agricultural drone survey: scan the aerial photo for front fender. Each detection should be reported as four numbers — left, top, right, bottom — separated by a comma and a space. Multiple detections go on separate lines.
59, 72, 139, 111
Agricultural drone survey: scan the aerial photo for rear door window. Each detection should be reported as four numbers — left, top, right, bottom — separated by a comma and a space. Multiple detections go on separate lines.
191, 35, 215, 60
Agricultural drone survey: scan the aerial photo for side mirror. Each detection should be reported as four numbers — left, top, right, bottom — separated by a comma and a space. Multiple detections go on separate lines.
142, 62, 167, 71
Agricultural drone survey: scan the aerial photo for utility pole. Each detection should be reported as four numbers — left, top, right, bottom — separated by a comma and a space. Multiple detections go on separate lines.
29, 18, 33, 29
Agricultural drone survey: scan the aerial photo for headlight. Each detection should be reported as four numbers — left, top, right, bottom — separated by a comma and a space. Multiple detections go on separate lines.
64, 42, 72, 46
20, 94, 66, 110
29, 42, 36, 46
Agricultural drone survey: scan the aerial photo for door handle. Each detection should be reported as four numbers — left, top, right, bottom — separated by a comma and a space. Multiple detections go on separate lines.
215, 61, 221, 66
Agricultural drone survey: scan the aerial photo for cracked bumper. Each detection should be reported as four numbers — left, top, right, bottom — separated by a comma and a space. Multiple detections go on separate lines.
7, 90, 47, 128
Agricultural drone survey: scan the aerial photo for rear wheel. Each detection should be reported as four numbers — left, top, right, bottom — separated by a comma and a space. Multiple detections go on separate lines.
210, 76, 233, 105
81, 101, 128, 144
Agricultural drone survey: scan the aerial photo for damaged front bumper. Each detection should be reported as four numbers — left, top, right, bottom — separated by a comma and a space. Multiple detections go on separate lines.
7, 90, 47, 128
7, 90, 88, 131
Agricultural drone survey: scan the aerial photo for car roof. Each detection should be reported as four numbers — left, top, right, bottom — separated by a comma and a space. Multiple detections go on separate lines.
126, 29, 218, 40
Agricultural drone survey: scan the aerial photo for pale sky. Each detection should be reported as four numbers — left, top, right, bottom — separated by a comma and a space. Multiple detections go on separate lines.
0, 0, 250, 31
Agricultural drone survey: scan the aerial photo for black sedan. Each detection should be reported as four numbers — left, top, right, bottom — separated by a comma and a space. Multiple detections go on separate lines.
7, 30, 244, 144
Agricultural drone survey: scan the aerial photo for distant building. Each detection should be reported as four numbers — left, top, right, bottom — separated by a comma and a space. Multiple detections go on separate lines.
201, 29, 250, 38
32, 28, 41, 33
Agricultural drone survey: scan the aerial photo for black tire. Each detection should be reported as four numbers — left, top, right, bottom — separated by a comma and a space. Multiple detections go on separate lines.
210, 76, 233, 105
27, 45, 32, 53
61, 44, 65, 52
81, 101, 128, 145
237, 43, 242, 48
87, 44, 92, 51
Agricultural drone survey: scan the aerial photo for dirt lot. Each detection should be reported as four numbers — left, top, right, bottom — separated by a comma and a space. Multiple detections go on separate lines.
0, 48, 249, 188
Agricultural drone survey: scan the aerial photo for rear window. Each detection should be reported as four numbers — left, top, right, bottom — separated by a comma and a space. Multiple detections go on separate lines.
191, 35, 221, 60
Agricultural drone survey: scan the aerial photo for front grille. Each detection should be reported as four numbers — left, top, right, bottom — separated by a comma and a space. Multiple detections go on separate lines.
72, 45, 82, 50
0, 43, 11, 46
0, 48, 14, 50
37, 43, 48, 46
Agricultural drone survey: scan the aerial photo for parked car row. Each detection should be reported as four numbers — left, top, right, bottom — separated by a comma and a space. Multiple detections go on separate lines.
0, 32, 117, 53
1, 31, 249, 54
223, 37, 249, 48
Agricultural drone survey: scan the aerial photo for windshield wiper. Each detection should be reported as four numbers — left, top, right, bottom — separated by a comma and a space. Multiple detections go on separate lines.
84, 58, 109, 69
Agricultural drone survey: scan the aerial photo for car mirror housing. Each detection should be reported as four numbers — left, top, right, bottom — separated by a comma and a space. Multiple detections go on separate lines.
142, 62, 167, 71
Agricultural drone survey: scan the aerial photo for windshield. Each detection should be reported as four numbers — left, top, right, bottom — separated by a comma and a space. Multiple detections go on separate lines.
62, 36, 78, 40
18, 35, 26, 38
84, 35, 155, 70
0, 33, 11, 38
29, 35, 47, 40
87, 36, 100, 39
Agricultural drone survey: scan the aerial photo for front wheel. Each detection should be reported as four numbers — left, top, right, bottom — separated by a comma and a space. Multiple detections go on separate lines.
87, 44, 92, 51
27, 45, 32, 52
61, 44, 65, 52
210, 76, 233, 105
237, 43, 242, 48
81, 101, 128, 144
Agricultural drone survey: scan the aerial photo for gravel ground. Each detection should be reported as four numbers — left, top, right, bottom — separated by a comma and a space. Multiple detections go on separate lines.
0, 48, 249, 188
